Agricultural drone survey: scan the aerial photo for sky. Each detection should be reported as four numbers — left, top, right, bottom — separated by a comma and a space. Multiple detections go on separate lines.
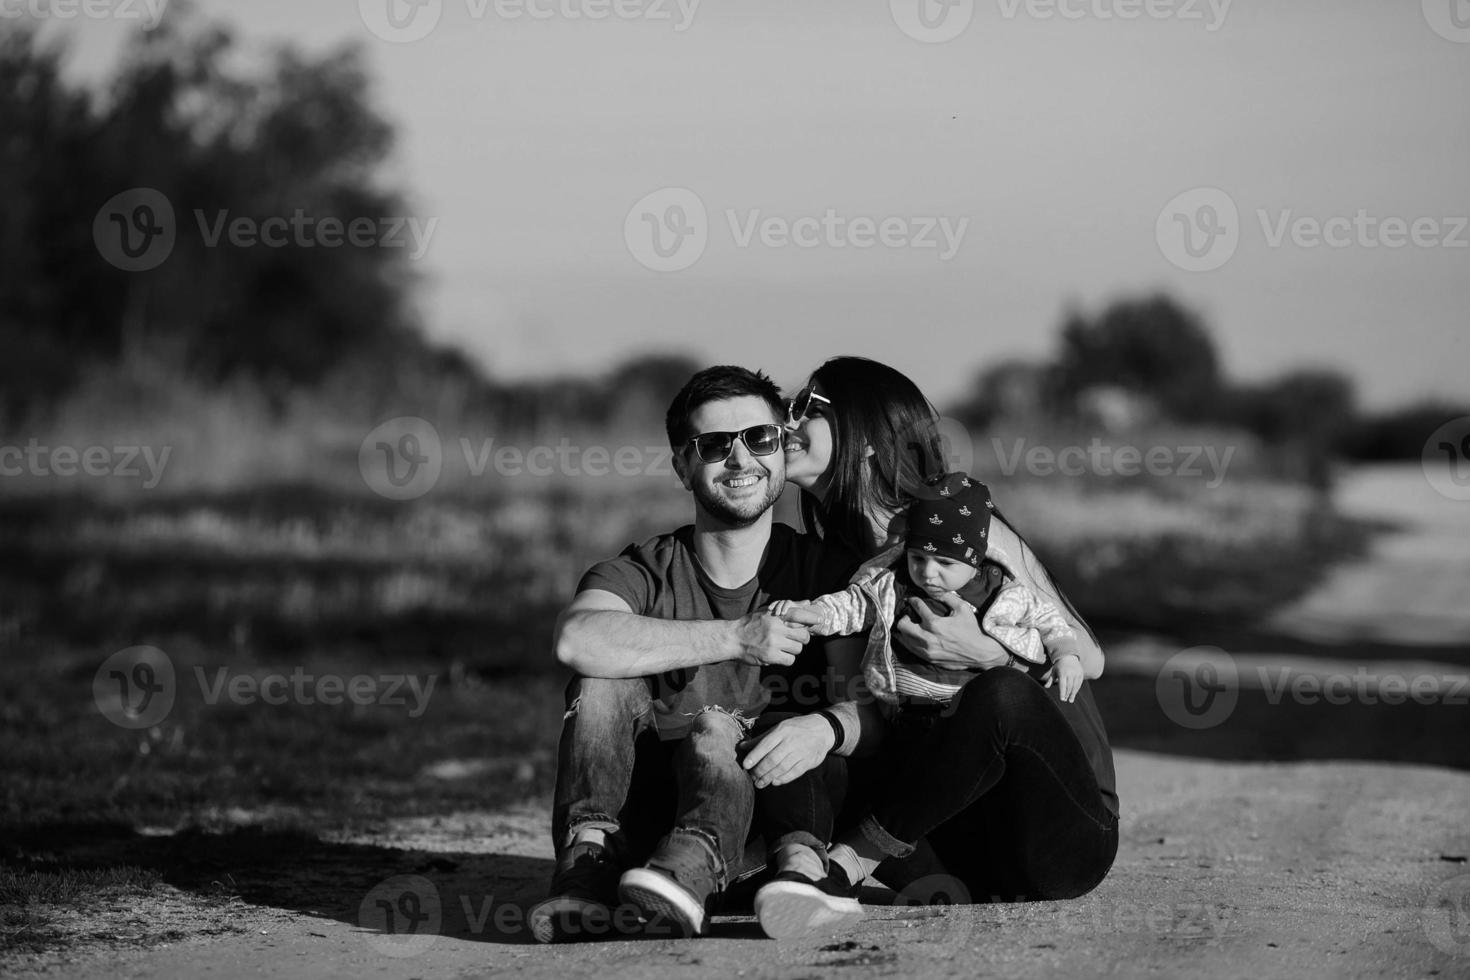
47, 0, 1470, 408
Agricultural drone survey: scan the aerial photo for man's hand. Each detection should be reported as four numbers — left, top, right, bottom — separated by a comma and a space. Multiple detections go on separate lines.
741, 714, 834, 788
1047, 654, 1084, 703
893, 592, 1009, 671
734, 612, 811, 668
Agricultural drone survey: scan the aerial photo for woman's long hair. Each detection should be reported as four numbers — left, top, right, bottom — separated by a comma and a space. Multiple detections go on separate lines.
796, 356, 945, 555
798, 355, 1099, 646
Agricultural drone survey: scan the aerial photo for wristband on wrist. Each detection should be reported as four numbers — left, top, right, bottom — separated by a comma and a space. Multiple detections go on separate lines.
817, 709, 845, 753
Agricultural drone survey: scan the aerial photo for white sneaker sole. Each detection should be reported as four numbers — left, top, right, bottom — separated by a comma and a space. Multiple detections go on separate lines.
754, 881, 864, 941
618, 868, 706, 937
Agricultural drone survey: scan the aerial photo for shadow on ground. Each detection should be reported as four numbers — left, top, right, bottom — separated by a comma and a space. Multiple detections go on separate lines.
6, 822, 565, 946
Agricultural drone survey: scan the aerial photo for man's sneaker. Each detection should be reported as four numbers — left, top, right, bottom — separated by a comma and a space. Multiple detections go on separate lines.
618, 834, 721, 938
753, 863, 863, 941
529, 840, 620, 943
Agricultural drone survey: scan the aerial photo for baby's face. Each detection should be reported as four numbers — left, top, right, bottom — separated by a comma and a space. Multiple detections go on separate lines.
905, 548, 978, 600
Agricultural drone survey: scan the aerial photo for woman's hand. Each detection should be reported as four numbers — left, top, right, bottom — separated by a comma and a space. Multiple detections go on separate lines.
893, 592, 1010, 671
740, 714, 835, 788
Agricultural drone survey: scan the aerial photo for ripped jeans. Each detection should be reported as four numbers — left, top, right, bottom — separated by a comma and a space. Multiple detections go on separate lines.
551, 674, 759, 889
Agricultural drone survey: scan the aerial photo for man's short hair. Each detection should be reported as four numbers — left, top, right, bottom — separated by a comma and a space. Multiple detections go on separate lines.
665, 365, 785, 450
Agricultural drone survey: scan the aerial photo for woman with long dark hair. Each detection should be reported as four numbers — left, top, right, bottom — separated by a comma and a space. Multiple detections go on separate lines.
781, 355, 1119, 906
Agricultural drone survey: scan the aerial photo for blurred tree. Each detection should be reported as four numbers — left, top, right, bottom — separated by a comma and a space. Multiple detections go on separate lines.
601, 352, 703, 430
950, 358, 1055, 430
1338, 401, 1470, 460
1221, 369, 1357, 488
0, 29, 100, 418
1051, 294, 1223, 421
1224, 369, 1357, 446
0, 7, 418, 416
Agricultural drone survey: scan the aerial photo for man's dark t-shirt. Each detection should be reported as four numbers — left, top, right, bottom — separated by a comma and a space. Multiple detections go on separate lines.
577, 523, 859, 738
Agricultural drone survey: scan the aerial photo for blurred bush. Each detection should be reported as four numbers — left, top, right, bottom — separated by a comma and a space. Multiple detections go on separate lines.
0, 11, 418, 413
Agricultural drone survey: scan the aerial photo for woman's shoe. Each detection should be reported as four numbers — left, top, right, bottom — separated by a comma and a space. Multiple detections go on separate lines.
753, 865, 863, 940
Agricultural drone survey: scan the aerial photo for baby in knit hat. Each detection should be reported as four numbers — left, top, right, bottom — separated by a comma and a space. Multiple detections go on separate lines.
771, 473, 1085, 706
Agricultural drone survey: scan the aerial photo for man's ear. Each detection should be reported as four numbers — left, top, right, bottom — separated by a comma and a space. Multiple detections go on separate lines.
671, 446, 693, 490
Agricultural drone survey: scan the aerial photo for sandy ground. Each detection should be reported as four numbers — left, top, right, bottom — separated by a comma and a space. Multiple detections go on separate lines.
10, 750, 1469, 980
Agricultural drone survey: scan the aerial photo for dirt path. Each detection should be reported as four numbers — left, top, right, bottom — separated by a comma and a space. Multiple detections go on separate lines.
14, 750, 1468, 980
1265, 463, 1470, 647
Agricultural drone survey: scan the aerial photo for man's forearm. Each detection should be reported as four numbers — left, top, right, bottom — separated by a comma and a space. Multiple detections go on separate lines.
554, 609, 739, 677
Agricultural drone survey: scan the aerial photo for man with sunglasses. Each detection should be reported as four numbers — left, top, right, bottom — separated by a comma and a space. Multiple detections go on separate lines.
532, 366, 871, 942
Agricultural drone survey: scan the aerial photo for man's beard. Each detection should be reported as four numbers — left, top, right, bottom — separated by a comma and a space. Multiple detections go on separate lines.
694, 471, 785, 527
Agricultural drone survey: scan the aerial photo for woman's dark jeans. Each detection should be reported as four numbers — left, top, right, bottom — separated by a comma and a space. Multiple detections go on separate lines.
849, 668, 1119, 902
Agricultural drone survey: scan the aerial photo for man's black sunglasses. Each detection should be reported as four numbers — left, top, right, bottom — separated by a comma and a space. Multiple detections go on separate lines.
685, 423, 785, 464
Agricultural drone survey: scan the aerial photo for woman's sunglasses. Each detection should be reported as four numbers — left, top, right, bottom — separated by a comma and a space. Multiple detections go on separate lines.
785, 386, 832, 428
686, 423, 785, 464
